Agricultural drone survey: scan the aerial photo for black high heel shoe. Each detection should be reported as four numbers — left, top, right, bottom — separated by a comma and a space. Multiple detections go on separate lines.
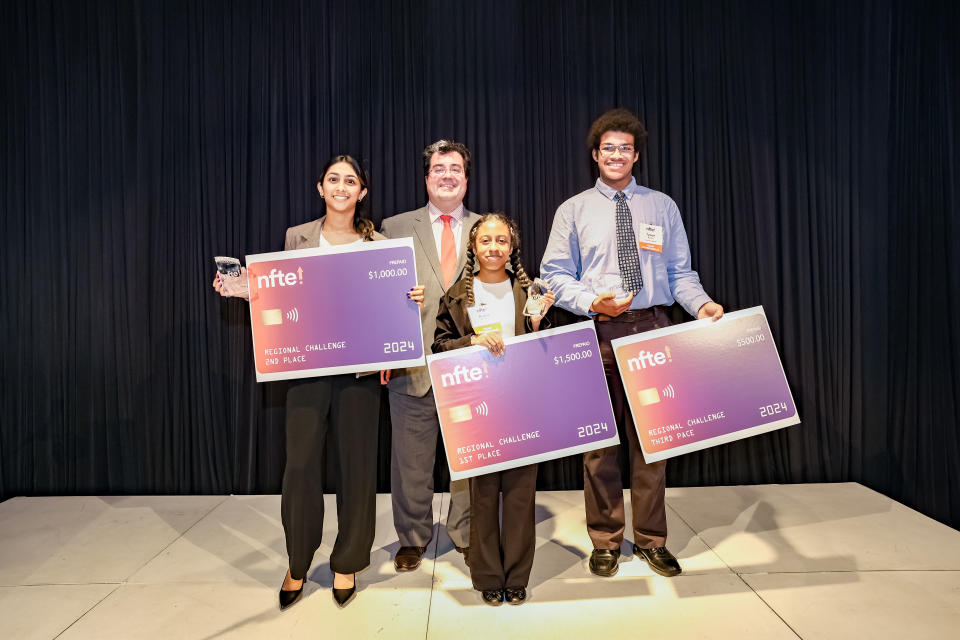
278, 572, 304, 610
332, 573, 357, 608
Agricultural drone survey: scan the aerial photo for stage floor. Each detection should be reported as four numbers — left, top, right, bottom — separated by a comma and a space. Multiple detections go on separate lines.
1, 483, 959, 639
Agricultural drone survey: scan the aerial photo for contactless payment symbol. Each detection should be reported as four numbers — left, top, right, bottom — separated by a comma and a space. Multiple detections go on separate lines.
448, 401, 490, 423
637, 383, 677, 406
260, 307, 301, 325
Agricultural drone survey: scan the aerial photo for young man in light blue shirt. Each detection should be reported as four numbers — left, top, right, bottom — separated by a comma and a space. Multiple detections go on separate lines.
541, 108, 723, 578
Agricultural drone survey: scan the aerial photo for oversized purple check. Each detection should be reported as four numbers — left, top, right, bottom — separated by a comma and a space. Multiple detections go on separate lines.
427, 321, 618, 480
245, 238, 424, 381
612, 306, 799, 462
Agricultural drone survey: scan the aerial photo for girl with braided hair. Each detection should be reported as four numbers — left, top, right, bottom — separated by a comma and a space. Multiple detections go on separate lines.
433, 213, 555, 606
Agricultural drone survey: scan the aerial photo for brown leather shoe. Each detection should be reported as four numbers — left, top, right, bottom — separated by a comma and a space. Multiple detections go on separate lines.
394, 545, 426, 571
634, 544, 682, 577
588, 549, 620, 577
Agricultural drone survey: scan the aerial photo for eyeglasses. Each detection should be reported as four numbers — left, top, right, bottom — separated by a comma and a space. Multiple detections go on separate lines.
429, 165, 465, 177
598, 144, 635, 156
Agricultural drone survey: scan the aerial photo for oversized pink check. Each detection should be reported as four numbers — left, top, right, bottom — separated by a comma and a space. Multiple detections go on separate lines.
427, 321, 619, 480
245, 238, 424, 381
612, 306, 799, 462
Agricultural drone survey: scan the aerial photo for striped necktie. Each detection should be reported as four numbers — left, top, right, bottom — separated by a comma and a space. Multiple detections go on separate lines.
614, 191, 644, 293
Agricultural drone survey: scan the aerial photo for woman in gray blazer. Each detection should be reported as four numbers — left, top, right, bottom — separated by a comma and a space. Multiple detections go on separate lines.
214, 155, 425, 609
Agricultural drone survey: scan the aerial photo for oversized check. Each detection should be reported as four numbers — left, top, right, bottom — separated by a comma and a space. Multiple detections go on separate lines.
427, 321, 618, 480
245, 238, 424, 381
611, 306, 799, 462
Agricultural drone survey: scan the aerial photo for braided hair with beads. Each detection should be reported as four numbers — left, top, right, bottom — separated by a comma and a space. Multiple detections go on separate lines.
463, 213, 533, 307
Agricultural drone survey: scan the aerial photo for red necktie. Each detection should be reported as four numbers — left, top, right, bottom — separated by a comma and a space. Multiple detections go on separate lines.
440, 215, 457, 288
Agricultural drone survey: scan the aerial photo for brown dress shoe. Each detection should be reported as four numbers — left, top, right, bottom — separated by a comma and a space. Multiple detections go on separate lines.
634, 544, 682, 577
394, 545, 426, 571
588, 549, 621, 577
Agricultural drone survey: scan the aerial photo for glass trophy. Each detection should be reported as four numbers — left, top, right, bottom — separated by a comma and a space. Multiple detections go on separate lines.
523, 277, 550, 317
597, 273, 633, 302
214, 256, 249, 298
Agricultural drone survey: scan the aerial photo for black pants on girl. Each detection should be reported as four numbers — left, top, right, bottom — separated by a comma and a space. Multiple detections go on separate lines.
281, 373, 380, 579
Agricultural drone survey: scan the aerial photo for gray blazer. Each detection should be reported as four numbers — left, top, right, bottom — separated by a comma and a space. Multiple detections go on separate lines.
284, 216, 387, 250
381, 206, 480, 397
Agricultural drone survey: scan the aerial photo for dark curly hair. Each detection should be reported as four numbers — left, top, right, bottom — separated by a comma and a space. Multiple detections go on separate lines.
422, 139, 472, 178
586, 108, 649, 159
462, 213, 532, 307
319, 154, 375, 240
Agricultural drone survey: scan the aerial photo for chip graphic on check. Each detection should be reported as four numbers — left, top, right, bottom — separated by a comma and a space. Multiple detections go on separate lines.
637, 387, 661, 406
261, 309, 283, 326
448, 404, 473, 423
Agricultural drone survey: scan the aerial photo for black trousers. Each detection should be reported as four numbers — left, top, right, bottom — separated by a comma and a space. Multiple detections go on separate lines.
468, 464, 538, 591
281, 373, 380, 578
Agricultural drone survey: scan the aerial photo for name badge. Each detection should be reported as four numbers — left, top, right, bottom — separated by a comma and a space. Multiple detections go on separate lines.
467, 304, 502, 335
638, 224, 664, 253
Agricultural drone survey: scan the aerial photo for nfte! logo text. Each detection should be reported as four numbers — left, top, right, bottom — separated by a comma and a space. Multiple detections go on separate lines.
256, 267, 303, 289
440, 364, 488, 387
626, 346, 673, 371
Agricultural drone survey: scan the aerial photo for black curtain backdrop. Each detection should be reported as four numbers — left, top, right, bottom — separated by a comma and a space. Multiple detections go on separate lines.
2, 1, 958, 528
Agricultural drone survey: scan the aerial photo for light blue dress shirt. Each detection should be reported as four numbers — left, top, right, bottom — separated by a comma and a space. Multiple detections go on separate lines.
540, 177, 713, 317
